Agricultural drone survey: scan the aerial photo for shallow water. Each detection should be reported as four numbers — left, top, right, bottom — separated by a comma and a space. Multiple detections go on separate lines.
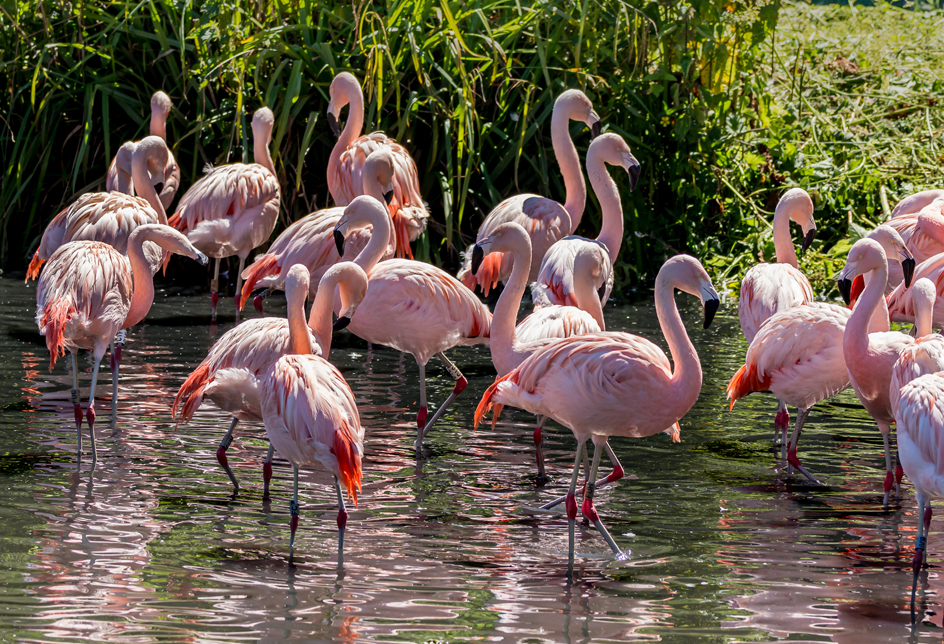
0, 276, 942, 642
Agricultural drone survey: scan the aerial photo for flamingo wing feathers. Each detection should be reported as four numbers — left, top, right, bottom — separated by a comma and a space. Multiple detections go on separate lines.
890, 335, 944, 418
896, 372, 944, 498
515, 305, 602, 344
737, 263, 814, 343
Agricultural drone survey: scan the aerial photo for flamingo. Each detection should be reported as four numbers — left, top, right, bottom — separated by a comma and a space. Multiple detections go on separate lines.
27, 136, 176, 405
872, 201, 944, 295
168, 107, 280, 319
893, 370, 944, 605
457, 89, 602, 294
105, 90, 180, 210
889, 278, 944, 422
837, 238, 931, 504
173, 262, 367, 495
326, 72, 428, 259
471, 221, 601, 479
334, 196, 491, 448
237, 147, 400, 312
530, 133, 641, 327
891, 189, 944, 218
887, 210, 944, 328
475, 254, 719, 560
35, 224, 207, 461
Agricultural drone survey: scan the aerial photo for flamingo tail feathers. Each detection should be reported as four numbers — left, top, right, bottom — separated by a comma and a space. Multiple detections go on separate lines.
726, 364, 771, 410
26, 253, 44, 282
239, 254, 280, 310
332, 427, 362, 507
474, 372, 516, 430
391, 208, 414, 260
167, 212, 185, 232
173, 362, 211, 424
40, 298, 74, 371
469, 252, 502, 297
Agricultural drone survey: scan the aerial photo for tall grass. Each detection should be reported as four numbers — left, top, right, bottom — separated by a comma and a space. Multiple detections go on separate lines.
4, 0, 776, 289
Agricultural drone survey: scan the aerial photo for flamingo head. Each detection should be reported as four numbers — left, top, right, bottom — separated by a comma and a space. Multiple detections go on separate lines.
659, 254, 720, 329
556, 89, 601, 139
326, 262, 369, 331
150, 90, 172, 119
837, 238, 887, 305
471, 222, 530, 275
252, 107, 275, 145
776, 188, 816, 252
866, 224, 915, 288
589, 133, 641, 192
335, 195, 389, 256
328, 72, 360, 139
363, 149, 396, 205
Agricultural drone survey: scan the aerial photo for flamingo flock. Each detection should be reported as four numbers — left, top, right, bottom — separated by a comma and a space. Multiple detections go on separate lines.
23, 79, 944, 590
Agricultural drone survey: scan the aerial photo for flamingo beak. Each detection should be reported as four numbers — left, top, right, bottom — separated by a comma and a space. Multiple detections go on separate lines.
802, 228, 816, 253
838, 278, 853, 305
902, 257, 916, 288
327, 111, 341, 139
704, 297, 720, 329
471, 244, 485, 275
383, 190, 394, 205
598, 282, 607, 304
591, 121, 602, 139
196, 252, 208, 266
334, 229, 346, 256
626, 156, 641, 192
333, 316, 352, 332
154, 181, 164, 195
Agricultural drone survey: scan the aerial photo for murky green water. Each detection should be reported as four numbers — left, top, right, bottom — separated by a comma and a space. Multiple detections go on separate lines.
0, 276, 941, 642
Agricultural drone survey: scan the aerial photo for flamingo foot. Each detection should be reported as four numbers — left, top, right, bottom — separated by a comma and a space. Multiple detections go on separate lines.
253, 295, 264, 315
263, 460, 273, 500
565, 492, 578, 521
416, 406, 428, 430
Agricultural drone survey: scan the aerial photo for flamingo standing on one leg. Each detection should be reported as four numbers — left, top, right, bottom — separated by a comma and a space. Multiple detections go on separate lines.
334, 196, 491, 448
169, 107, 280, 320
173, 263, 367, 496
475, 254, 719, 560
471, 222, 601, 479
893, 371, 944, 607
237, 148, 401, 312
457, 89, 602, 294
530, 133, 641, 328
106, 91, 181, 210
326, 72, 428, 259
36, 224, 207, 461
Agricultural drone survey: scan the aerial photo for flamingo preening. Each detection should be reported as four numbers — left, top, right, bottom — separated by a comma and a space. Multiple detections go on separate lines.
475, 254, 719, 560
326, 72, 428, 259
457, 89, 602, 294
334, 196, 491, 448
169, 107, 280, 320
36, 224, 207, 461
105, 91, 180, 210
173, 263, 367, 495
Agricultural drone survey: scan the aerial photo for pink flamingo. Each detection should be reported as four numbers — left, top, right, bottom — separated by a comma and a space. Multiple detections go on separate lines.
174, 262, 367, 495
457, 89, 602, 295
891, 189, 944, 218
838, 238, 930, 504
261, 325, 364, 564
237, 148, 400, 312
326, 72, 428, 260
471, 221, 601, 479
870, 202, 944, 295
36, 224, 207, 461
889, 278, 944, 423
105, 91, 180, 210
168, 107, 280, 319
893, 370, 944, 605
334, 196, 491, 447
887, 211, 944, 328
530, 133, 641, 325
475, 254, 719, 560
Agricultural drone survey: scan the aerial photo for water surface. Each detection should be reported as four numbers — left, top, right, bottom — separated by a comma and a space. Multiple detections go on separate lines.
0, 277, 941, 642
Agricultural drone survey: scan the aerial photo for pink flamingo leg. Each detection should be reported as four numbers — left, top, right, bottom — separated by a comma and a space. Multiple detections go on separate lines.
883, 433, 895, 506
288, 466, 300, 562
335, 475, 348, 566
581, 440, 626, 559
70, 351, 83, 459
85, 356, 101, 464
543, 442, 624, 510
785, 407, 818, 483
416, 362, 428, 439
566, 441, 586, 564
417, 353, 467, 444
217, 417, 240, 493
263, 443, 274, 501
233, 256, 246, 321
774, 401, 789, 445
534, 415, 547, 481
210, 258, 220, 321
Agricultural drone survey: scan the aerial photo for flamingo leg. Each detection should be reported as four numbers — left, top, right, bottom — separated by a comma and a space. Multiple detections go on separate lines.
263, 443, 275, 500
418, 352, 468, 443
582, 441, 625, 558
86, 357, 101, 464
289, 466, 300, 559
416, 361, 428, 443
566, 441, 586, 565
774, 401, 789, 444
542, 442, 624, 510
217, 417, 240, 493
883, 432, 895, 506
234, 256, 246, 320
210, 258, 220, 321
913, 494, 930, 611
70, 350, 82, 459
786, 407, 817, 483
335, 475, 348, 566
534, 415, 547, 481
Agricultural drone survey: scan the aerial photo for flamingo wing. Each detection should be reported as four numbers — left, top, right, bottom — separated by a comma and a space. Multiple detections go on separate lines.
888, 255, 944, 324
737, 263, 814, 343
890, 335, 944, 418
515, 305, 602, 344
896, 372, 944, 498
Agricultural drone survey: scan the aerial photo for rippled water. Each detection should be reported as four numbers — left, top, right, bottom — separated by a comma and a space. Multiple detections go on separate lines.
1, 275, 943, 642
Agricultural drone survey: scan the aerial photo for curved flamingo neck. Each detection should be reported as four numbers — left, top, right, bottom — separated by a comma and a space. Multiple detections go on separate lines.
862, 273, 890, 333
150, 110, 167, 141
571, 250, 606, 330
286, 284, 313, 357
772, 203, 799, 268
551, 107, 586, 232
131, 154, 167, 224
847, 262, 889, 356
586, 150, 623, 263
254, 133, 276, 177
352, 206, 392, 275
654, 271, 702, 409
329, 86, 365, 186
490, 233, 532, 375
123, 232, 161, 328
308, 278, 339, 358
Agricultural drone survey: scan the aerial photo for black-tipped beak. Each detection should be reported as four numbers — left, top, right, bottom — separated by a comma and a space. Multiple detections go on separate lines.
802, 228, 816, 253
838, 278, 853, 305
333, 316, 351, 332
383, 190, 394, 205
327, 112, 340, 138
591, 121, 602, 139
902, 257, 916, 288
334, 229, 345, 256
154, 181, 164, 194
627, 158, 641, 192
471, 244, 485, 276
598, 282, 607, 304
196, 252, 208, 266
703, 298, 720, 329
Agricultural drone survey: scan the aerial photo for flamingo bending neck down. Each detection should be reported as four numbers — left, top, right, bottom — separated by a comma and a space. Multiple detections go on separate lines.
334, 195, 491, 450
168, 107, 280, 320
326, 72, 428, 259
457, 89, 602, 295
530, 132, 641, 326
36, 224, 207, 462
471, 221, 602, 479
475, 254, 719, 560
237, 147, 400, 313
106, 91, 181, 210
173, 263, 367, 495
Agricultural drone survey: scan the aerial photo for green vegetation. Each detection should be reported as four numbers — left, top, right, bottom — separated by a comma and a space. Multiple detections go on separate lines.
1, 1, 942, 297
